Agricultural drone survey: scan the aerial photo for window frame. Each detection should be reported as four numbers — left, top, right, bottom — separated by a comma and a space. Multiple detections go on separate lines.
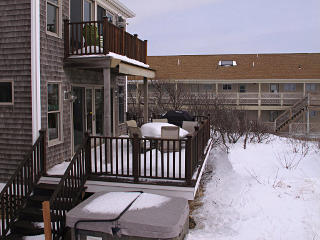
239, 84, 246, 93
46, 0, 62, 38
283, 83, 296, 92
306, 83, 317, 92
222, 84, 232, 91
47, 82, 63, 146
0, 80, 14, 106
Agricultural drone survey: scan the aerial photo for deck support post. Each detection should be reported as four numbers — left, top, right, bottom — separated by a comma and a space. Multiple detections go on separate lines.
307, 108, 310, 135
185, 135, 193, 186
143, 77, 148, 123
85, 132, 92, 174
103, 68, 112, 137
132, 133, 140, 183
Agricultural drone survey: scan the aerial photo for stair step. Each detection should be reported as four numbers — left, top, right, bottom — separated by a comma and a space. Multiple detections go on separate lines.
28, 194, 51, 208
33, 183, 57, 196
20, 206, 60, 222
11, 220, 44, 236
3, 233, 24, 240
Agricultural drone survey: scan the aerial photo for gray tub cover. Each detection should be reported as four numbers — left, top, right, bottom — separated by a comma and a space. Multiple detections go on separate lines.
66, 192, 189, 239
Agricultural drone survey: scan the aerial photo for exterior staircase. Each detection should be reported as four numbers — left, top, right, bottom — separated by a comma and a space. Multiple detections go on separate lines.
4, 183, 57, 239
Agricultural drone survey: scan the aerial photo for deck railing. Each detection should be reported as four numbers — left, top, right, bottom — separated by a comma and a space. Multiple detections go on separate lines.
0, 130, 46, 238
89, 119, 211, 186
128, 92, 311, 106
64, 19, 147, 63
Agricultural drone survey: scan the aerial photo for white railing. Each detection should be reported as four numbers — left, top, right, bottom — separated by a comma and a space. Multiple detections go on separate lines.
289, 123, 320, 136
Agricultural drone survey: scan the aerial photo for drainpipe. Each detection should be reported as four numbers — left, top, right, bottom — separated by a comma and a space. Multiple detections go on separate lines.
31, 0, 41, 143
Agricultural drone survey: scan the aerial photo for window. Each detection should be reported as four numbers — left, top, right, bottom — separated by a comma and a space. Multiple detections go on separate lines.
48, 83, 62, 143
218, 60, 237, 67
306, 83, 316, 92
269, 111, 279, 122
283, 83, 296, 92
222, 84, 232, 90
47, 0, 60, 35
0, 81, 13, 104
239, 84, 246, 93
83, 0, 93, 22
270, 84, 279, 93
118, 86, 125, 124
310, 110, 317, 118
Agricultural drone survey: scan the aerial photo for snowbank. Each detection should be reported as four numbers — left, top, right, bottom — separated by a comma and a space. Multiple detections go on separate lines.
188, 136, 320, 240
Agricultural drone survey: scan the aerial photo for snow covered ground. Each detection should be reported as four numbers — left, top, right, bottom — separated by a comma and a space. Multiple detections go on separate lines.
188, 135, 320, 240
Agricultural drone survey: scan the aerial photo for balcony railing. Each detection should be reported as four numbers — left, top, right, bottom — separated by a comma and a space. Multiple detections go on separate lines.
64, 19, 147, 64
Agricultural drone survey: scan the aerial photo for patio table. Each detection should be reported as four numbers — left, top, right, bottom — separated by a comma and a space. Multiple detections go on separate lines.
141, 122, 189, 138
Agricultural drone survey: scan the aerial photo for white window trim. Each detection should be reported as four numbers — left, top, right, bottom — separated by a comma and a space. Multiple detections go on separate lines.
46, 0, 62, 38
47, 82, 63, 146
0, 80, 14, 106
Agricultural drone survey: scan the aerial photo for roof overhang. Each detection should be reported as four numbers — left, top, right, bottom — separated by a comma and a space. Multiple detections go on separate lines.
64, 55, 155, 78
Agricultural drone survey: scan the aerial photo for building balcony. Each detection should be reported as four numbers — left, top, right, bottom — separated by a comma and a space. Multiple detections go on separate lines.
64, 19, 147, 64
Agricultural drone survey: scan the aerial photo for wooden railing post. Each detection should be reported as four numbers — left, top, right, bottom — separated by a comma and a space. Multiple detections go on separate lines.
42, 201, 52, 240
64, 19, 70, 58
103, 17, 109, 55
132, 133, 140, 183
134, 34, 138, 61
144, 40, 148, 64
121, 28, 125, 55
85, 132, 92, 174
39, 129, 47, 173
185, 135, 193, 186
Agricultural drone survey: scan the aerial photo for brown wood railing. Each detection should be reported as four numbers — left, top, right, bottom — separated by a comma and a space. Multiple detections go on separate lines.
64, 19, 147, 64
89, 119, 211, 186
0, 130, 46, 238
49, 134, 90, 240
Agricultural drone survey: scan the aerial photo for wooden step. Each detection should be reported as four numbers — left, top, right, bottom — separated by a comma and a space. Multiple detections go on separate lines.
11, 220, 44, 236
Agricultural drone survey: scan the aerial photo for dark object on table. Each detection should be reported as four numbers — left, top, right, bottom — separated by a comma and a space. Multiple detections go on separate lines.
162, 110, 194, 127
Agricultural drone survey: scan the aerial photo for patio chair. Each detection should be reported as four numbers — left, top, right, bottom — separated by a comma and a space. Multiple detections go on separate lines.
160, 126, 180, 152
182, 121, 199, 135
127, 126, 151, 153
152, 118, 168, 123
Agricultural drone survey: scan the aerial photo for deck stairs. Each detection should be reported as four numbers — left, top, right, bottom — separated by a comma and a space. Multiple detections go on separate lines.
3, 183, 58, 239
274, 94, 320, 132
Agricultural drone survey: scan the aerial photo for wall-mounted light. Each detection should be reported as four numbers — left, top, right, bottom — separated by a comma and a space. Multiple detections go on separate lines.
64, 91, 77, 102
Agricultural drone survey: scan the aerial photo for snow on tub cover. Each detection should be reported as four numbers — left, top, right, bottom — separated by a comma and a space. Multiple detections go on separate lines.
66, 191, 189, 239
141, 122, 189, 138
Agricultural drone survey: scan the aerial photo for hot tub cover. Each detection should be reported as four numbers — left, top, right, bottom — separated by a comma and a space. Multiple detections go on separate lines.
66, 192, 189, 239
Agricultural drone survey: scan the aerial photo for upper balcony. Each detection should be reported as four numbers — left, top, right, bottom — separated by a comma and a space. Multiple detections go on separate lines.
64, 18, 147, 64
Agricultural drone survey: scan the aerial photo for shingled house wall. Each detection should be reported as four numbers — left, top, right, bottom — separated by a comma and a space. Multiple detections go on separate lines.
0, 1, 32, 182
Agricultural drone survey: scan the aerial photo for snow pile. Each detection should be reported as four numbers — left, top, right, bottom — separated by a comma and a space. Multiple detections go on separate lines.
84, 192, 140, 214
141, 122, 189, 138
188, 136, 320, 240
107, 52, 149, 68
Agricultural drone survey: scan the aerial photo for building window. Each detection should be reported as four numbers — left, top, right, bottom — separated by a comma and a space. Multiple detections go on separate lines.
218, 60, 237, 67
269, 111, 279, 122
47, 0, 60, 35
222, 84, 232, 90
283, 83, 296, 92
239, 84, 246, 93
306, 83, 316, 92
310, 110, 317, 118
118, 86, 125, 124
0, 81, 14, 104
270, 84, 279, 93
48, 83, 62, 143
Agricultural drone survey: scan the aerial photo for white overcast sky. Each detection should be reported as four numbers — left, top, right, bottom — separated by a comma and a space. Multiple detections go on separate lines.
120, 0, 320, 56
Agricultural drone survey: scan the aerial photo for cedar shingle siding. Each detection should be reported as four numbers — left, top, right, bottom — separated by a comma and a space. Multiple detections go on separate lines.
40, 0, 72, 169
0, 1, 32, 182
